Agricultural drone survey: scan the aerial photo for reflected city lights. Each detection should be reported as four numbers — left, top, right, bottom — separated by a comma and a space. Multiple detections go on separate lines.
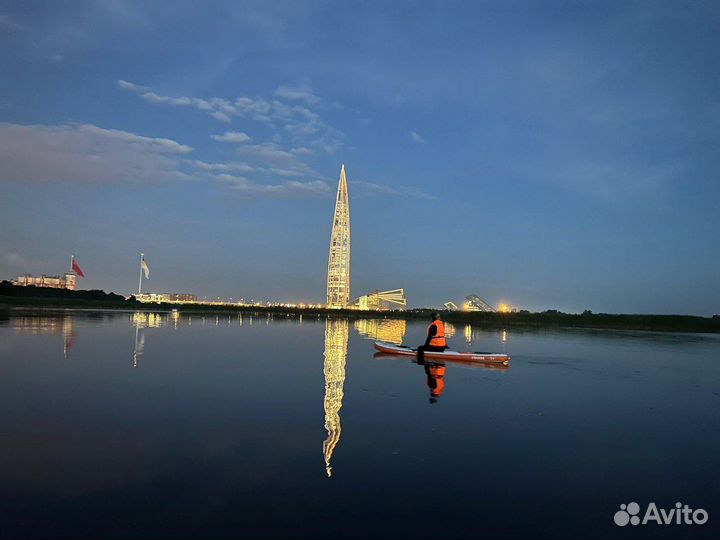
132, 325, 145, 369
444, 322, 456, 339
131, 311, 166, 329
171, 309, 180, 329
323, 318, 348, 477
11, 314, 75, 358
464, 324, 473, 344
63, 317, 75, 358
354, 318, 406, 345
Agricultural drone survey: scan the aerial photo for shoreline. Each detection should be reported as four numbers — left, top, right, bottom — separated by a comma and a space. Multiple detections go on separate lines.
1, 295, 718, 334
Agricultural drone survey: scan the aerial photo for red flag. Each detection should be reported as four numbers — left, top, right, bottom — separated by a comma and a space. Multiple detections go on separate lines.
72, 258, 85, 278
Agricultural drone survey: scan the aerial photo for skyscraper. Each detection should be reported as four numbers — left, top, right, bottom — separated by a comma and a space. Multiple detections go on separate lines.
326, 164, 350, 308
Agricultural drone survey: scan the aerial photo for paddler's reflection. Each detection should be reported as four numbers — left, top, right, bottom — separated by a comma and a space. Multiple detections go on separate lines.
418, 359, 446, 404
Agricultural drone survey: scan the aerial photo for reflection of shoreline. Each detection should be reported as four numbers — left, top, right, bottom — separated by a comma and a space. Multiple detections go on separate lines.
323, 319, 348, 477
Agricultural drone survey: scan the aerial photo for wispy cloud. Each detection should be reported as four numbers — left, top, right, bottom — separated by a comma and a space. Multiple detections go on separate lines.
192, 160, 255, 173
274, 84, 319, 104
117, 79, 342, 152
207, 173, 330, 197
190, 157, 310, 179
210, 131, 251, 143
0, 122, 191, 183
0, 121, 337, 199
235, 142, 319, 178
410, 131, 426, 144
0, 13, 22, 31
78, 124, 191, 153
350, 180, 436, 200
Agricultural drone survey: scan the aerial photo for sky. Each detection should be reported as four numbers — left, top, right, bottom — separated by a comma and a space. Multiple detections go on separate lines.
0, 1, 718, 315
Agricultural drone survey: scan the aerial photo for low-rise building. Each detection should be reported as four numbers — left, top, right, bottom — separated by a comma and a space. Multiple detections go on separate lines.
13, 273, 77, 291
136, 293, 197, 303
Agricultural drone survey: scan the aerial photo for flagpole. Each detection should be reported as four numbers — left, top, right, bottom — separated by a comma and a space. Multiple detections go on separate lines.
138, 253, 144, 296
70, 255, 74, 273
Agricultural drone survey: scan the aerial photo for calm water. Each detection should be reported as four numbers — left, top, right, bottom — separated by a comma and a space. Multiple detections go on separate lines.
0, 308, 718, 539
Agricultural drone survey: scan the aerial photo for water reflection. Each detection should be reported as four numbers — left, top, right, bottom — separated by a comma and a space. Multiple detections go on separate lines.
131, 311, 167, 329
354, 318, 406, 344
444, 322, 457, 338
322, 318, 348, 477
132, 325, 145, 368
11, 314, 75, 358
421, 361, 446, 404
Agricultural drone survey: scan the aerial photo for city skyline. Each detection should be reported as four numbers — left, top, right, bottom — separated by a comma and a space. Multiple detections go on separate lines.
1, 2, 719, 315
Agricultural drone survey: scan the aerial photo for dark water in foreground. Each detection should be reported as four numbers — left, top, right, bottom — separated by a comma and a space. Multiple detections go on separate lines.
0, 309, 718, 539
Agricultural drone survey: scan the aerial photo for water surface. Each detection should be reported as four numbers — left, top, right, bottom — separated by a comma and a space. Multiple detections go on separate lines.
0, 309, 718, 539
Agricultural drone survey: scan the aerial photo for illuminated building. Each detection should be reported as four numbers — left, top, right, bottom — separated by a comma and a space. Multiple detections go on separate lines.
166, 293, 197, 302
463, 294, 496, 312
136, 293, 197, 303
354, 318, 407, 344
353, 288, 407, 310
326, 165, 350, 308
497, 303, 518, 313
13, 273, 76, 291
323, 318, 348, 477
444, 301, 459, 311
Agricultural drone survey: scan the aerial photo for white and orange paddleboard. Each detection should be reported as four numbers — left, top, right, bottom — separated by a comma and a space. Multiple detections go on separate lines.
373, 341, 510, 365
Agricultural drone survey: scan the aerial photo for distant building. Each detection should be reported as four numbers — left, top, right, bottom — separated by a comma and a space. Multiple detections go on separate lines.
444, 301, 459, 311
136, 293, 197, 303
13, 273, 77, 291
166, 293, 197, 302
463, 294, 496, 312
353, 288, 406, 310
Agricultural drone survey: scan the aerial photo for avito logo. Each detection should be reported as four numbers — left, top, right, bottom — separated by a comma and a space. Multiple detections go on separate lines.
614, 502, 708, 527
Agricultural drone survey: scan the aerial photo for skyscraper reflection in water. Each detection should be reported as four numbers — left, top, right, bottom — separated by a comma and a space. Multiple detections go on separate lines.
322, 318, 348, 477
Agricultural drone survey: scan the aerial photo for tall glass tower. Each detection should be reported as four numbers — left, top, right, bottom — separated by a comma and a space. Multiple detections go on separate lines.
326, 165, 350, 308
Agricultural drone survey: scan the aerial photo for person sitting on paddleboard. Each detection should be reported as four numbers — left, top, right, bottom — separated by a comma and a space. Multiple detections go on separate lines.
417, 312, 447, 362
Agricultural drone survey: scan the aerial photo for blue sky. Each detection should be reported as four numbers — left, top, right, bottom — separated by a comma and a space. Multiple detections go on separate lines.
1, 1, 718, 314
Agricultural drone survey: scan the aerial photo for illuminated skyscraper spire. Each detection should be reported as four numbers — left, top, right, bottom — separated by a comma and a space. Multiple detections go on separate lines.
326, 164, 350, 308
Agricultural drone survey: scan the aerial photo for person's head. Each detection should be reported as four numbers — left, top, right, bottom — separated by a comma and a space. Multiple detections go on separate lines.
431, 312, 439, 321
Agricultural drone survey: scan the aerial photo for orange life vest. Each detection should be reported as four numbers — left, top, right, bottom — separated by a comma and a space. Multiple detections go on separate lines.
428, 320, 446, 348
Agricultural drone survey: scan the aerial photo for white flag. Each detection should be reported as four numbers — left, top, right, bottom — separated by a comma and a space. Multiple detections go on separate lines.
141, 256, 150, 279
